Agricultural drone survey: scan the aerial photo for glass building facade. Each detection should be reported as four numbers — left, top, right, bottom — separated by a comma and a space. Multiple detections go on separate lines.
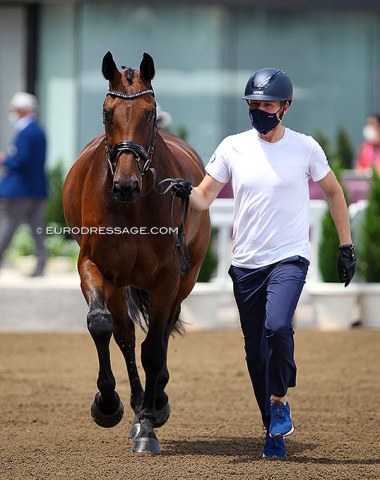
6, 2, 380, 169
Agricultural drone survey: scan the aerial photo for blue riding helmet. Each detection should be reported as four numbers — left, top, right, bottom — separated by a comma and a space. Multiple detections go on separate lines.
242, 68, 293, 104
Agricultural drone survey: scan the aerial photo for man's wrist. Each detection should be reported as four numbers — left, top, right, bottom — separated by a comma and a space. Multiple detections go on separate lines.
339, 243, 354, 249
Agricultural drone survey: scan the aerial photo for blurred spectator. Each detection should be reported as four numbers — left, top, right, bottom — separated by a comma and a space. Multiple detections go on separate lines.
0, 92, 48, 276
356, 114, 380, 174
156, 103, 172, 129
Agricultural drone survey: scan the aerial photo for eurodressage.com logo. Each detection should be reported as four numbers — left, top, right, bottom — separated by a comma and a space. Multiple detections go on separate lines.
36, 226, 179, 236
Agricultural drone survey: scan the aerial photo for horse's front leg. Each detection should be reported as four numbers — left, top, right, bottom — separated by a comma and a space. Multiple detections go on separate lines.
131, 279, 179, 454
109, 288, 144, 439
79, 256, 124, 428
153, 303, 182, 429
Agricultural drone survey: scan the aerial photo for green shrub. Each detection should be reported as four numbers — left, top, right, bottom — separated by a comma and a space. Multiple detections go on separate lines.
313, 127, 354, 170
45, 161, 67, 228
5, 225, 35, 258
358, 168, 380, 282
5, 224, 78, 261
314, 129, 334, 163
197, 229, 218, 282
336, 127, 354, 170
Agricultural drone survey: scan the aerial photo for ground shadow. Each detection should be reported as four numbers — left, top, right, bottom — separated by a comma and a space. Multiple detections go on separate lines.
161, 436, 380, 465
161, 435, 314, 458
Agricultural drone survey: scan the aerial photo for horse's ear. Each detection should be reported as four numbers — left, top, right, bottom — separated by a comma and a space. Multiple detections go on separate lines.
140, 53, 155, 82
102, 51, 120, 82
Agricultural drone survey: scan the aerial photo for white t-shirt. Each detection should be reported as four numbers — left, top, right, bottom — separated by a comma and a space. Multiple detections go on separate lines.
206, 127, 330, 268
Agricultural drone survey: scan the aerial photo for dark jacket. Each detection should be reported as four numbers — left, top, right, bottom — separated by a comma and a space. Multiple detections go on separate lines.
0, 118, 47, 198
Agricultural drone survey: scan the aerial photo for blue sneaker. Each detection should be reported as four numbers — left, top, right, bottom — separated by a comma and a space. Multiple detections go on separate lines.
269, 401, 294, 438
263, 431, 286, 458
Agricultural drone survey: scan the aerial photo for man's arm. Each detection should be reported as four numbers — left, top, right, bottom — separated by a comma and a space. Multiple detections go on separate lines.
318, 170, 356, 286
318, 170, 352, 245
189, 174, 226, 211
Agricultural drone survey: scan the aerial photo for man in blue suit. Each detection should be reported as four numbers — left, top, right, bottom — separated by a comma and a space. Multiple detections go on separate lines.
0, 92, 48, 277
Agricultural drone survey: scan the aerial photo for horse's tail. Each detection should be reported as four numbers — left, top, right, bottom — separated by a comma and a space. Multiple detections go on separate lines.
126, 287, 150, 332
126, 286, 184, 335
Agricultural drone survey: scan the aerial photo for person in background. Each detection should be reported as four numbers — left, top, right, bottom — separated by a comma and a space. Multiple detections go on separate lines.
174, 68, 356, 458
156, 103, 172, 130
356, 114, 380, 174
0, 92, 48, 277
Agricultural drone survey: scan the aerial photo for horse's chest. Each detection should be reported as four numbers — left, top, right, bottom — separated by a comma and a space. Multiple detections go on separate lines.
89, 235, 165, 280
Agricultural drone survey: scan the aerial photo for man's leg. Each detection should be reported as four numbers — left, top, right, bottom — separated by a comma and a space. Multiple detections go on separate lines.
264, 256, 309, 437
0, 200, 28, 267
229, 265, 271, 430
28, 199, 47, 276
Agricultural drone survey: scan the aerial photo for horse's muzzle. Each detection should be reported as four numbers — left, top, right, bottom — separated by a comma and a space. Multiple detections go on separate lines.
112, 179, 141, 203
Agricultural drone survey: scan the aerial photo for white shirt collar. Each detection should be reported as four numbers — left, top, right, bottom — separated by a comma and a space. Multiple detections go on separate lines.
14, 113, 35, 132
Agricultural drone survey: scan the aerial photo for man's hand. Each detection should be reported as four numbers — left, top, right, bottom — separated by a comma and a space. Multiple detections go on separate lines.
338, 244, 356, 287
171, 179, 192, 198
0, 152, 5, 164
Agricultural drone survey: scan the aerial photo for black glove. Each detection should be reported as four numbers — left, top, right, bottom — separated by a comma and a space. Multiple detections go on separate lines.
338, 244, 356, 287
171, 179, 192, 198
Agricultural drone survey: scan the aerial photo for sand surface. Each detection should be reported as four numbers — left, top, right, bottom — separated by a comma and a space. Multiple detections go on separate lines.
0, 329, 379, 479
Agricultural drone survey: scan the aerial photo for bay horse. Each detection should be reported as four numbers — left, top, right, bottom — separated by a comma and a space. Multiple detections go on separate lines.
63, 51, 211, 453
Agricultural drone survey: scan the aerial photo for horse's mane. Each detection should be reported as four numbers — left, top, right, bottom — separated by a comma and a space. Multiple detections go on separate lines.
124, 68, 135, 85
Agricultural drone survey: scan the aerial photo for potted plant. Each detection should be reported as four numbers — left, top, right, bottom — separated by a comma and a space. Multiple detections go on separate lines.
357, 168, 380, 328
307, 161, 360, 330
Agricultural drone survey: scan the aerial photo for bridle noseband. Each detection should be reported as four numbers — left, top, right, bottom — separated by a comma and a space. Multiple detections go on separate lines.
103, 88, 158, 176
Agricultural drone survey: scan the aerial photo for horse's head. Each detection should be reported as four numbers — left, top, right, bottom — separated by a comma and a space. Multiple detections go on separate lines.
102, 51, 156, 203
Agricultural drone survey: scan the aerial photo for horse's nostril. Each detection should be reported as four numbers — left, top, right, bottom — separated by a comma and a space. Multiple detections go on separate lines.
130, 180, 139, 192
113, 180, 140, 201
112, 181, 122, 195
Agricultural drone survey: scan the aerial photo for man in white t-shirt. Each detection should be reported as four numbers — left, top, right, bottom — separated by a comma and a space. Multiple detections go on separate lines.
175, 68, 356, 458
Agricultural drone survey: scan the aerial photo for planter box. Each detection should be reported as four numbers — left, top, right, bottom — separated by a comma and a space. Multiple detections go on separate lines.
307, 282, 360, 331
358, 283, 380, 329
181, 282, 238, 331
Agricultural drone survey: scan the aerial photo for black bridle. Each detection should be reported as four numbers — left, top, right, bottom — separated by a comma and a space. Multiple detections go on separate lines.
103, 86, 190, 276
103, 88, 158, 176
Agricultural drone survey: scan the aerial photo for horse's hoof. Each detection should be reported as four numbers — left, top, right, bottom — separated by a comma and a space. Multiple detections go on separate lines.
128, 415, 141, 440
131, 436, 161, 454
154, 402, 170, 428
91, 391, 124, 428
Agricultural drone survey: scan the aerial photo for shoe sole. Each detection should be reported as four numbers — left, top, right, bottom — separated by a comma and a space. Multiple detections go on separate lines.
269, 425, 294, 438
263, 452, 286, 459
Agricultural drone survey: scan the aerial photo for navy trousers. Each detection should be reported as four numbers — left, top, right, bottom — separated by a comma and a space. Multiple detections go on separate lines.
228, 255, 309, 429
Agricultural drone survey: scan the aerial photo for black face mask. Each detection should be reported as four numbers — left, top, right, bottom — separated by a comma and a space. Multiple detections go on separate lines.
249, 106, 283, 135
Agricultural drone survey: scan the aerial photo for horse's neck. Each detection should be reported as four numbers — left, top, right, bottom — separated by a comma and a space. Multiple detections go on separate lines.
152, 132, 177, 176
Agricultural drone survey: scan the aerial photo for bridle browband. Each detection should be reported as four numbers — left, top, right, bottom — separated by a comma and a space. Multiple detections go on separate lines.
103, 88, 158, 176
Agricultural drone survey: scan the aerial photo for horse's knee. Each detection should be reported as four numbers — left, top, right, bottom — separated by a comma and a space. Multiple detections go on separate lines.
87, 308, 113, 340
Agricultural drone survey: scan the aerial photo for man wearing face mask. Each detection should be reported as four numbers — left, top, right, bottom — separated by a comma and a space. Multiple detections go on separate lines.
174, 68, 356, 458
0, 92, 48, 277
356, 114, 380, 174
